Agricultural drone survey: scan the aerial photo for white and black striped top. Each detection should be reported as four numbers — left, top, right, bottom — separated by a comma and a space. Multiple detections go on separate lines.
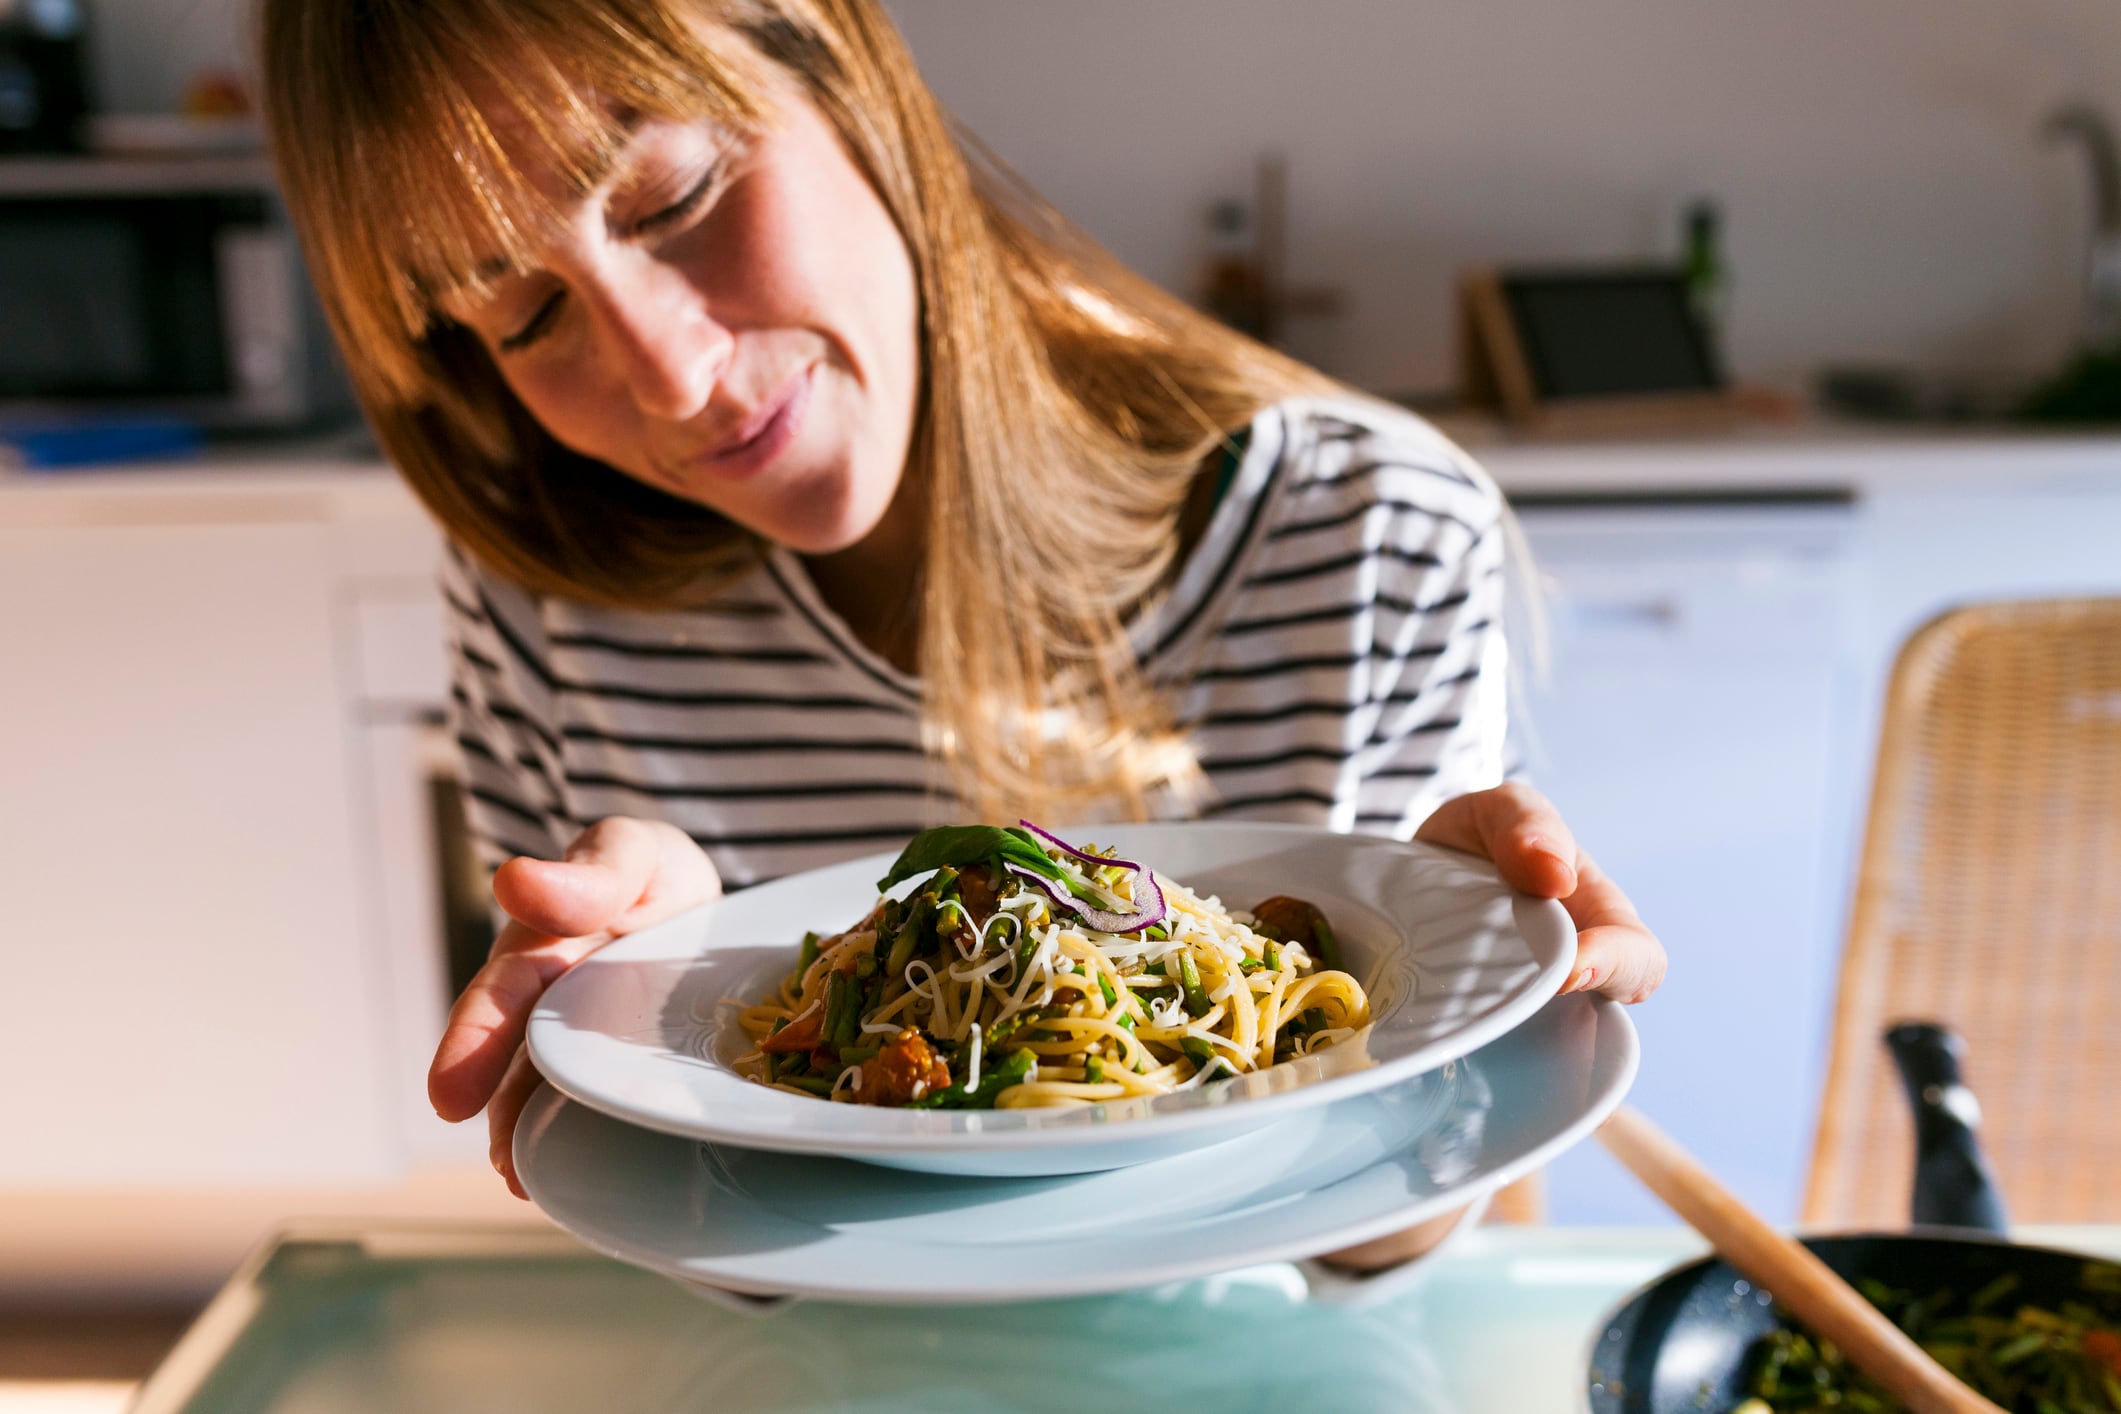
444, 395, 1510, 889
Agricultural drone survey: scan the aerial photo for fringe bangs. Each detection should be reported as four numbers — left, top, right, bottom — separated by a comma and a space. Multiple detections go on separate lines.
266, 0, 766, 403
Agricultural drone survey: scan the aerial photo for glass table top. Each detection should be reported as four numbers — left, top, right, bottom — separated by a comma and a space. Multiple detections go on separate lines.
128, 1224, 2121, 1414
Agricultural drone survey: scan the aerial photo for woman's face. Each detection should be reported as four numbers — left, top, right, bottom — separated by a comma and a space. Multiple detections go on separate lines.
439, 72, 920, 558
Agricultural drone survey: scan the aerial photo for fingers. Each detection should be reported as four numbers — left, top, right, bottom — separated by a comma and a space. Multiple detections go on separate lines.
1556, 851, 1666, 1004
1316, 1205, 1472, 1273
493, 817, 722, 938
486, 1046, 544, 1201
1417, 789, 1669, 1006
1414, 782, 1579, 898
609, 818, 724, 932
427, 919, 604, 1121
492, 817, 665, 938
429, 818, 723, 1126
1564, 922, 1667, 1004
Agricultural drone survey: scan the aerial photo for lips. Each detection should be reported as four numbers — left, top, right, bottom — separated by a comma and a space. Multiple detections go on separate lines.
693, 367, 812, 473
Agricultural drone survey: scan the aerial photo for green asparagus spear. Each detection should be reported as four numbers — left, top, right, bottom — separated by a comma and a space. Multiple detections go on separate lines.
1178, 952, 1212, 1017
905, 1048, 1036, 1109
822, 972, 850, 1049
1311, 914, 1344, 971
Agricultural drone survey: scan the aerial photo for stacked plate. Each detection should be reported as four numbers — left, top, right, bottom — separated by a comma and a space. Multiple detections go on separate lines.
518, 822, 1639, 1304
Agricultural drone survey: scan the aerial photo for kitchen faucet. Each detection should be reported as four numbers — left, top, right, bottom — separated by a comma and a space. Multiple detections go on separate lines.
2043, 102, 2121, 347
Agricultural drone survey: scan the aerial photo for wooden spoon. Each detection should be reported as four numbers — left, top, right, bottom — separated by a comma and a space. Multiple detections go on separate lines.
1598, 1106, 2004, 1414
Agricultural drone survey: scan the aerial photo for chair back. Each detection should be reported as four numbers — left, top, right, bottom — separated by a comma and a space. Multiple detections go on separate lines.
1806, 599, 2121, 1227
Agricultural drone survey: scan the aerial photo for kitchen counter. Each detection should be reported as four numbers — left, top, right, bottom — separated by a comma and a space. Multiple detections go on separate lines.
1449, 418, 2121, 502
0, 441, 406, 527
5, 420, 2121, 519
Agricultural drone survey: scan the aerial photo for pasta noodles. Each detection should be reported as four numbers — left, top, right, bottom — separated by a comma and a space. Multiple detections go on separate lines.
733, 822, 1371, 1108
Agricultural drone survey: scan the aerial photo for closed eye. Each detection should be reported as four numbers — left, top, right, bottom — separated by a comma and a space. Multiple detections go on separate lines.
495, 161, 727, 354
499, 291, 565, 353
630, 161, 723, 236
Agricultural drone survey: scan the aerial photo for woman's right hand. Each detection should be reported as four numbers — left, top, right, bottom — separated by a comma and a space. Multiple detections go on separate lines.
427, 816, 722, 1197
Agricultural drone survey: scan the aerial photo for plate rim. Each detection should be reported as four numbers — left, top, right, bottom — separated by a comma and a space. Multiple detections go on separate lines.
515, 995, 1640, 1304
527, 821, 1577, 1157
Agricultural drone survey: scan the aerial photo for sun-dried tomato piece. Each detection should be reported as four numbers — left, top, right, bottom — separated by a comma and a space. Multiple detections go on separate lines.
758, 1006, 824, 1054
955, 864, 1003, 925
859, 1028, 955, 1106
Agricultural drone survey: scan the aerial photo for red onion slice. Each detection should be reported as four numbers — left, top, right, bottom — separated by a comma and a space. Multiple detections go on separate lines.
1018, 820, 1146, 878
1003, 863, 1167, 935
1006, 820, 1167, 934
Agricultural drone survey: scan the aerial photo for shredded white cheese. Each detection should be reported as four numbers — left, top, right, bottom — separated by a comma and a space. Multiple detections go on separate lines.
1171, 1055, 1234, 1091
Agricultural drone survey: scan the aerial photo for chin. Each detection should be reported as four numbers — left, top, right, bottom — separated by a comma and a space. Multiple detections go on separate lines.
770, 504, 888, 556
651, 471, 859, 554
762, 463, 901, 557
769, 522, 864, 556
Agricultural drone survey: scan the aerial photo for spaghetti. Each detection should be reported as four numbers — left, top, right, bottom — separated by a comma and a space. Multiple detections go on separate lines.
733, 822, 1371, 1108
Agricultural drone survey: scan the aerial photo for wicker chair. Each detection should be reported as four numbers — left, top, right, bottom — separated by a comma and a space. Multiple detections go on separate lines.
1805, 598, 2121, 1228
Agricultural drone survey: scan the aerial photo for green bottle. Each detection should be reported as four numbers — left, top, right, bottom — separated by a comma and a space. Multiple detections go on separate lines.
1683, 198, 1726, 352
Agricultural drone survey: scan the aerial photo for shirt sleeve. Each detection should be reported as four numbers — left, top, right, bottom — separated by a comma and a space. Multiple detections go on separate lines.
1255, 400, 1510, 839
1317, 418, 1512, 840
438, 542, 575, 870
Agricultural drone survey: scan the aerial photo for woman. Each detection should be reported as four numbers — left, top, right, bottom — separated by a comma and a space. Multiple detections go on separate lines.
259, 0, 1664, 1250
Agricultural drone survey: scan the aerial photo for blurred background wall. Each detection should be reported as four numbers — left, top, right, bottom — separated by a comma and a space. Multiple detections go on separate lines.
91, 0, 2121, 395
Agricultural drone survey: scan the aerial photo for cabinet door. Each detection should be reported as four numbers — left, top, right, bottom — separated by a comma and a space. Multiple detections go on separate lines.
0, 520, 399, 1184
343, 575, 489, 1165
1517, 506, 1857, 1224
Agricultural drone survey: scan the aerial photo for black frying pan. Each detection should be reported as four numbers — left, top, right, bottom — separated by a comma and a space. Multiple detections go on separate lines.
1584, 1023, 2121, 1413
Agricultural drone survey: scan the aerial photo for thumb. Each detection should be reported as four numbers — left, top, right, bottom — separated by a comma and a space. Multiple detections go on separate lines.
492, 817, 667, 939
1416, 784, 1579, 899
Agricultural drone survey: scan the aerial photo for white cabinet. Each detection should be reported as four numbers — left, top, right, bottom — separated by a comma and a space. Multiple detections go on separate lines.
0, 469, 474, 1192
0, 515, 401, 1183
1514, 504, 1860, 1224
337, 574, 484, 1165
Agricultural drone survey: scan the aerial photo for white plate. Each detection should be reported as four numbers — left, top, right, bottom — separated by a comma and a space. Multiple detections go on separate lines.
515, 994, 1637, 1304
528, 823, 1575, 1176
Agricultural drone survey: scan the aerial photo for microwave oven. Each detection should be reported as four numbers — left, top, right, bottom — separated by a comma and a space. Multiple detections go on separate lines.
0, 153, 353, 431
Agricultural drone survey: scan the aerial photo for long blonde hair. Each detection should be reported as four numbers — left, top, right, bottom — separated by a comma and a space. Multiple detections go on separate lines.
260, 0, 1336, 824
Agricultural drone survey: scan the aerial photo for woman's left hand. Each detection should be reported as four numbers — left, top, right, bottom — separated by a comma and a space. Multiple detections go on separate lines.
1321, 783, 1663, 1275
1415, 781, 1665, 1004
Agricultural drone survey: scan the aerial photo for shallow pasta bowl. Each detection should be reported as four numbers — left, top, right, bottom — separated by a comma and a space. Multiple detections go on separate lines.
527, 821, 1574, 1176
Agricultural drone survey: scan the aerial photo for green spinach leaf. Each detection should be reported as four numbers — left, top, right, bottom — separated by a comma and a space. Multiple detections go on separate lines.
876, 825, 1072, 893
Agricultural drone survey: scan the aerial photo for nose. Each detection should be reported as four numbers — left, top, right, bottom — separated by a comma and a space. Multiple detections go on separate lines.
585, 253, 731, 422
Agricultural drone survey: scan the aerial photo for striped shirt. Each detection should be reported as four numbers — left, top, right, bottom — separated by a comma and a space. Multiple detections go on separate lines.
444, 394, 1509, 889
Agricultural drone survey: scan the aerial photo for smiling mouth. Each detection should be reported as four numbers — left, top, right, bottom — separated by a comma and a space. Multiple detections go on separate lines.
702, 368, 810, 461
